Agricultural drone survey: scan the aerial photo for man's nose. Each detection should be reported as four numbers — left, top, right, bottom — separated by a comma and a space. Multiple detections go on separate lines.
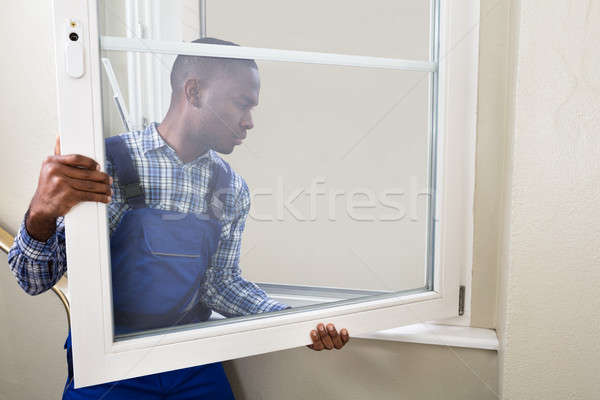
240, 112, 254, 131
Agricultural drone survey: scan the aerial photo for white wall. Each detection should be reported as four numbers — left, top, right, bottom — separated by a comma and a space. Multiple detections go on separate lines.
497, 0, 600, 398
0, 1, 502, 399
0, 258, 68, 398
0, 2, 68, 398
225, 340, 498, 400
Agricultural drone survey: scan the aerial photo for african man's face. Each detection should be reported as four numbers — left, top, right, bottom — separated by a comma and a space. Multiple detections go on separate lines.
196, 65, 260, 154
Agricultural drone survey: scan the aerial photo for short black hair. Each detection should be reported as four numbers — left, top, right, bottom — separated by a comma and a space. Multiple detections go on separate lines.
170, 37, 258, 94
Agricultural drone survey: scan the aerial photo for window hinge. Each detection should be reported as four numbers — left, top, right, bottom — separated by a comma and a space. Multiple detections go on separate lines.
458, 285, 465, 316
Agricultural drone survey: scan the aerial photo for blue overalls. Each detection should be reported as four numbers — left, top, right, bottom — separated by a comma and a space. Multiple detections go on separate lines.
62, 136, 235, 399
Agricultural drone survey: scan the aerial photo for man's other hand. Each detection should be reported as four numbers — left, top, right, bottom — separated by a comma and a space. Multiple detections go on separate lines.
26, 136, 112, 241
307, 323, 349, 351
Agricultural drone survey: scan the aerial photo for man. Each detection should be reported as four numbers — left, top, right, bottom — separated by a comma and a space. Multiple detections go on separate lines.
8, 37, 349, 399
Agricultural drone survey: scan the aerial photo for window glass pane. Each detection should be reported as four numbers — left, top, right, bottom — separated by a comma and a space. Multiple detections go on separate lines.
99, 0, 432, 60
230, 62, 431, 293
98, 1, 435, 339
207, 0, 431, 60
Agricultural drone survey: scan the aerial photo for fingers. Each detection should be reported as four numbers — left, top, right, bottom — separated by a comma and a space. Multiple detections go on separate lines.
309, 330, 324, 351
307, 323, 350, 352
54, 135, 61, 156
340, 328, 350, 345
51, 158, 110, 184
58, 163, 111, 184
327, 324, 344, 349
317, 323, 334, 350
64, 176, 112, 196
54, 153, 100, 171
72, 188, 111, 204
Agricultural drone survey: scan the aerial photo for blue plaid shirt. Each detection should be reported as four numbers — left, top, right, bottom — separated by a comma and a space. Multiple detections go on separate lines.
8, 123, 289, 317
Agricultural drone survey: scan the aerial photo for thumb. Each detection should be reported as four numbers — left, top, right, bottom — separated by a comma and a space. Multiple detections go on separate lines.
54, 135, 61, 156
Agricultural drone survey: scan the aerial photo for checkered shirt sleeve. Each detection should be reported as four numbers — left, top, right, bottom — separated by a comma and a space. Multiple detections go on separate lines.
199, 178, 290, 316
8, 214, 67, 295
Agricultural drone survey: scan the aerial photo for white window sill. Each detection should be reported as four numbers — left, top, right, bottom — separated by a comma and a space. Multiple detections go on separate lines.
267, 289, 499, 351
209, 313, 498, 351
355, 323, 498, 351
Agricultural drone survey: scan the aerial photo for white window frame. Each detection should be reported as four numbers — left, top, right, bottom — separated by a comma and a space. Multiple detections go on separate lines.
52, 0, 479, 388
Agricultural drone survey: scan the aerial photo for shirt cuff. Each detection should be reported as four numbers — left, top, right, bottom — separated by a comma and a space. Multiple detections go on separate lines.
15, 217, 58, 261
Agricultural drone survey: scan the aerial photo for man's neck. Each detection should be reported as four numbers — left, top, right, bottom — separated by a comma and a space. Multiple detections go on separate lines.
158, 113, 210, 164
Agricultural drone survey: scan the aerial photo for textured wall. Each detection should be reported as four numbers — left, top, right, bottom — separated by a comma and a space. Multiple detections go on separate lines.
498, 0, 600, 398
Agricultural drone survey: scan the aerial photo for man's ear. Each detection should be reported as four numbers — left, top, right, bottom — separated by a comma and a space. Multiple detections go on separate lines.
183, 79, 204, 108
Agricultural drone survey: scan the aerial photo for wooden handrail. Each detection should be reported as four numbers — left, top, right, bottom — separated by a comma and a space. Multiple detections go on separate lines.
0, 224, 70, 326
0, 225, 13, 254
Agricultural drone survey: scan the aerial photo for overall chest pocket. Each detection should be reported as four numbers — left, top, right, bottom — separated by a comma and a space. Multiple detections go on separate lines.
142, 210, 220, 277
143, 216, 206, 258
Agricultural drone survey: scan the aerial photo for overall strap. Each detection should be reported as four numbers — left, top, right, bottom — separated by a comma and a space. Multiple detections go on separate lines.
207, 158, 234, 220
105, 136, 146, 209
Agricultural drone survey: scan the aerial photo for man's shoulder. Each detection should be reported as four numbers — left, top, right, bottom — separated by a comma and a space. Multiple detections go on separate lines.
210, 152, 248, 198
103, 129, 150, 171
104, 130, 144, 152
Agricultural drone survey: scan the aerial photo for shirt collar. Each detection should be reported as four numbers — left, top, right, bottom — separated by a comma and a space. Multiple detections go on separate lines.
141, 122, 218, 165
